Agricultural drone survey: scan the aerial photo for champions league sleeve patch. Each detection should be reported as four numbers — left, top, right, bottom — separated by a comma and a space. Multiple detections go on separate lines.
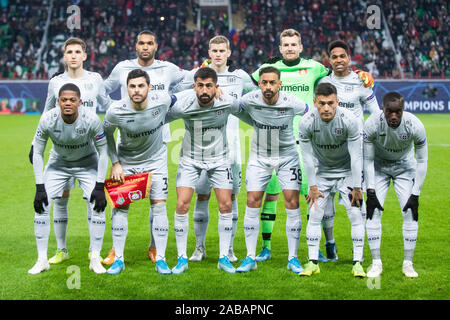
95, 132, 106, 140
367, 92, 375, 101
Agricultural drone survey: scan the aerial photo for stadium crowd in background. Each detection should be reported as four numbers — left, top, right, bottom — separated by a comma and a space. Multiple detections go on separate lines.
0, 0, 448, 80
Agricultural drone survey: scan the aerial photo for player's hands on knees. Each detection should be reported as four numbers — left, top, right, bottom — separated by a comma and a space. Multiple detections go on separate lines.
403, 194, 419, 221
307, 185, 324, 210
34, 184, 48, 213
365, 189, 384, 219
111, 162, 125, 184
90, 182, 107, 212
348, 187, 363, 207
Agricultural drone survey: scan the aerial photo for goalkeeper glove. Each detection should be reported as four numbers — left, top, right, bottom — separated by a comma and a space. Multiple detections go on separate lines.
403, 194, 419, 221
200, 59, 212, 68
366, 189, 384, 220
34, 184, 48, 213
355, 69, 374, 89
90, 182, 107, 212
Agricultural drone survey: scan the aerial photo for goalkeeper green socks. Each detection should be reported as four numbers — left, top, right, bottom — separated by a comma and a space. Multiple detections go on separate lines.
260, 200, 277, 250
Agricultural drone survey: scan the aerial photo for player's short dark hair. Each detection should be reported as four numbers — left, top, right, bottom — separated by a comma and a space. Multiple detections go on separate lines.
58, 83, 81, 98
328, 40, 350, 55
137, 30, 157, 44
314, 82, 337, 97
383, 92, 404, 109
259, 66, 280, 79
194, 67, 218, 83
127, 69, 150, 85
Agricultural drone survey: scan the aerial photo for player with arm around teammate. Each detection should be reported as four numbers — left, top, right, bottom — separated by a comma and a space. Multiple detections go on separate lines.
103, 69, 176, 275
29, 83, 108, 275
165, 67, 245, 274
176, 35, 257, 263
298, 83, 366, 278
363, 92, 428, 278
235, 67, 308, 274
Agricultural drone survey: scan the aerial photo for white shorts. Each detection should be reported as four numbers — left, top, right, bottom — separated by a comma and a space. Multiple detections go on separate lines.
121, 155, 169, 201
195, 162, 241, 195
245, 154, 301, 192
374, 159, 415, 208
315, 175, 358, 212
176, 157, 233, 190
44, 157, 98, 200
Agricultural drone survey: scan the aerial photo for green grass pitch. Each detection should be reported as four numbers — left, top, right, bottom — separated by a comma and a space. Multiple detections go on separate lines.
0, 114, 449, 300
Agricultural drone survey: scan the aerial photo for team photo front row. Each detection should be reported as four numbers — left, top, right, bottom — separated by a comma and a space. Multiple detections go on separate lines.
29, 66, 427, 279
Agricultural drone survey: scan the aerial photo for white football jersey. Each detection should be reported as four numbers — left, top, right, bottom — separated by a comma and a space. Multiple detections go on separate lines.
103, 91, 174, 166
319, 71, 379, 124
363, 110, 427, 163
44, 70, 110, 113
299, 107, 362, 180
240, 90, 308, 159
34, 107, 106, 163
104, 58, 185, 97
166, 91, 240, 163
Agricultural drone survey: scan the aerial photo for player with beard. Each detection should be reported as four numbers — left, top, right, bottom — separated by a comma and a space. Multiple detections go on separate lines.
103, 30, 186, 264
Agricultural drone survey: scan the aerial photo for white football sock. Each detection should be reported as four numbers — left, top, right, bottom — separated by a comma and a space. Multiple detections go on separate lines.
402, 209, 418, 262
306, 206, 322, 261
286, 208, 301, 260
349, 207, 365, 262
88, 201, 105, 257
229, 199, 238, 250
193, 200, 209, 248
34, 201, 52, 261
148, 203, 155, 248
243, 206, 260, 259
174, 212, 189, 258
111, 207, 128, 261
53, 197, 69, 251
151, 203, 169, 260
366, 208, 382, 260
218, 212, 232, 258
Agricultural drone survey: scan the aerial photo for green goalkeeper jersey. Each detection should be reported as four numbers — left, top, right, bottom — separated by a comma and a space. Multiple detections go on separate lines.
251, 57, 329, 139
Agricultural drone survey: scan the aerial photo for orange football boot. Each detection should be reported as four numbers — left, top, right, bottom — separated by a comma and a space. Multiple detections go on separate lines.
148, 246, 157, 262
102, 248, 115, 265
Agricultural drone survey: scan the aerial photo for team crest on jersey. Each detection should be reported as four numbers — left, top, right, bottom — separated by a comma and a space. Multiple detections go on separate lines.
334, 128, 344, 136
76, 128, 87, 135
129, 190, 142, 202
298, 68, 308, 76
278, 109, 286, 116
398, 133, 409, 140
152, 108, 161, 117
227, 76, 237, 83
84, 83, 94, 90
344, 85, 353, 93
216, 109, 224, 116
